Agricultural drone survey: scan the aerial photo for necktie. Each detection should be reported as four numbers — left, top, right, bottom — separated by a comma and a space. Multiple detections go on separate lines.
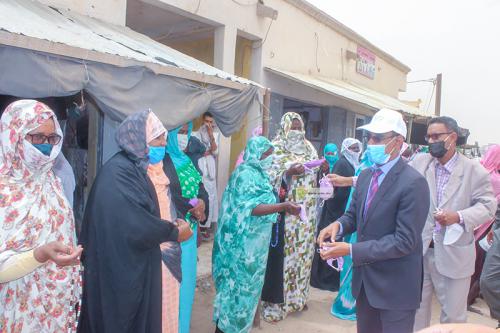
363, 169, 383, 219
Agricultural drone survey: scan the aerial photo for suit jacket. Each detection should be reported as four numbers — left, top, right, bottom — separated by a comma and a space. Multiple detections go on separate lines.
410, 153, 496, 279
338, 159, 430, 310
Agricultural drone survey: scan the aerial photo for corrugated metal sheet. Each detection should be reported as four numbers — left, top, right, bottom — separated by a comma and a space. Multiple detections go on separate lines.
266, 67, 430, 117
0, 0, 258, 87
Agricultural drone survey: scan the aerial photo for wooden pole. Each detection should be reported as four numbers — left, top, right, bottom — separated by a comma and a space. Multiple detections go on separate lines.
435, 73, 442, 116
263, 88, 271, 138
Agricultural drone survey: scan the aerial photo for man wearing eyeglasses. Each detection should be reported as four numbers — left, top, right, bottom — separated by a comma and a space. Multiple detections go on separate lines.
318, 108, 430, 333
411, 116, 496, 331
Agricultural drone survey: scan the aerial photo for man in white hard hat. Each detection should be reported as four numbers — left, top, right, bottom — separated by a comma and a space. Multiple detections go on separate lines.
318, 108, 430, 333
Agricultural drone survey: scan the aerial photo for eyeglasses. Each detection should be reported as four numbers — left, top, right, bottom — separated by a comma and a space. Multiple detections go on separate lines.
26, 133, 62, 145
424, 132, 452, 143
364, 133, 396, 144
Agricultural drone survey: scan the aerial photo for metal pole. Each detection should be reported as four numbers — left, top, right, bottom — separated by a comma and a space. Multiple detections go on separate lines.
435, 73, 442, 116
263, 88, 271, 138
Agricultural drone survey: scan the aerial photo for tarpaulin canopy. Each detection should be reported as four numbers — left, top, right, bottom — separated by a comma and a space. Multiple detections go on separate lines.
0, 0, 264, 135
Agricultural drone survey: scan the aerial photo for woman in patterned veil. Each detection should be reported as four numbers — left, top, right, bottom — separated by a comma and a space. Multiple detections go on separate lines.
261, 112, 319, 322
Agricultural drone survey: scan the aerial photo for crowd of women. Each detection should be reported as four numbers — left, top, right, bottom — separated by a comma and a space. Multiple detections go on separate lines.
0, 99, 498, 333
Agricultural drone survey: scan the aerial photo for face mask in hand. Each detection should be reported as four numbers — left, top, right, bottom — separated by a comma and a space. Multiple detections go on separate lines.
177, 134, 188, 151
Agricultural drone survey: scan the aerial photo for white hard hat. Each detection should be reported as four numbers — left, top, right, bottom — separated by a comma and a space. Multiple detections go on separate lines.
358, 108, 407, 138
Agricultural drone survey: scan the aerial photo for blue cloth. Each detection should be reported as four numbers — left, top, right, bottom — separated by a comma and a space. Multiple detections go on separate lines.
324, 143, 339, 173
331, 153, 374, 320
166, 122, 193, 169
179, 227, 198, 333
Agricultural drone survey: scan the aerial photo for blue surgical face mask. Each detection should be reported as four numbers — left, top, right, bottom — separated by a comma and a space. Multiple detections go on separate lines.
177, 134, 189, 151
33, 143, 53, 156
148, 146, 166, 164
325, 153, 339, 166
366, 137, 396, 165
260, 155, 274, 171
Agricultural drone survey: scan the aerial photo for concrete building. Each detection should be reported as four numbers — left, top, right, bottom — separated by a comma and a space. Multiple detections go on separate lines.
37, 0, 431, 196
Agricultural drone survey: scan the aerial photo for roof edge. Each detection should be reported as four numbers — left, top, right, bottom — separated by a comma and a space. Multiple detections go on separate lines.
0, 31, 265, 93
283, 0, 411, 74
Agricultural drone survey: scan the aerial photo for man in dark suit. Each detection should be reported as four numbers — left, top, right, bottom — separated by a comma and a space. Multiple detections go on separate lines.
318, 108, 430, 333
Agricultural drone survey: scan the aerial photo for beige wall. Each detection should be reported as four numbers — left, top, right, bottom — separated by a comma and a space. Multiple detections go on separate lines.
38, 0, 127, 26
167, 37, 215, 66
44, 0, 408, 97
145, 0, 408, 97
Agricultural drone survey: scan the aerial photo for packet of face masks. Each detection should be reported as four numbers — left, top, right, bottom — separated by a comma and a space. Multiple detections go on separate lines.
299, 203, 307, 222
319, 176, 334, 200
303, 158, 325, 171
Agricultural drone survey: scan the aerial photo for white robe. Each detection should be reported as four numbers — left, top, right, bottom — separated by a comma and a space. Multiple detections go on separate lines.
193, 127, 220, 227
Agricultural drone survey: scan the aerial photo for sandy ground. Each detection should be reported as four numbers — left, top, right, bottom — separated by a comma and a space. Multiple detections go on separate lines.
191, 241, 497, 333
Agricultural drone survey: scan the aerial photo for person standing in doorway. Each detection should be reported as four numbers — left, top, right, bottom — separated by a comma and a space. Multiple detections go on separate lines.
411, 117, 496, 330
318, 108, 430, 333
194, 112, 220, 239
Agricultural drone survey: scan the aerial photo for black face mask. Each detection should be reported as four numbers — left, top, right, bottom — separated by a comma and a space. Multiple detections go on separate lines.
429, 141, 448, 158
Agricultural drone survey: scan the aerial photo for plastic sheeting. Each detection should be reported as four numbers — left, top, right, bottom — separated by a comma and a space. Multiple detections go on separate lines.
0, 46, 261, 135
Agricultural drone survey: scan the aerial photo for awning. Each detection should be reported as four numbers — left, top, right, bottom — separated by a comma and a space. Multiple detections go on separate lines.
265, 67, 430, 118
0, 0, 264, 135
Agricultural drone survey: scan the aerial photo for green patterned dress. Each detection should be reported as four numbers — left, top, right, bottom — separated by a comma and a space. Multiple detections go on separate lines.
262, 112, 319, 322
212, 137, 278, 333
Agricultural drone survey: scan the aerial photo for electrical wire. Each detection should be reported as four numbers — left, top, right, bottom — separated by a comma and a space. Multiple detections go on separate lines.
252, 19, 274, 49
425, 80, 436, 114
314, 32, 320, 72
407, 78, 435, 84
194, 0, 201, 14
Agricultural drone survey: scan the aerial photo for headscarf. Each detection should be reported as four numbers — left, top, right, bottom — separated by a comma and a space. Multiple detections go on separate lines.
0, 100, 79, 331
275, 112, 315, 156
252, 126, 263, 137
481, 144, 500, 201
341, 138, 362, 169
243, 136, 274, 167
234, 126, 263, 168
166, 122, 193, 169
166, 122, 202, 204
115, 109, 150, 171
145, 111, 166, 144
323, 143, 339, 173
144, 111, 171, 221
269, 112, 318, 187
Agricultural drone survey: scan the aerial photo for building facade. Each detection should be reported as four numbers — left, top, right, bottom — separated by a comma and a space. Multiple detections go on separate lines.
39, 0, 427, 196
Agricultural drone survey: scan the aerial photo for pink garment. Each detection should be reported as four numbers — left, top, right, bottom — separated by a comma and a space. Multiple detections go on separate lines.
160, 257, 180, 333
146, 111, 166, 143
147, 162, 178, 333
147, 162, 172, 221
234, 126, 263, 168
481, 145, 500, 201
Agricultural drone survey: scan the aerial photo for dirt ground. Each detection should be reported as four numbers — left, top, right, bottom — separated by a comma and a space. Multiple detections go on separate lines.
191, 242, 497, 333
